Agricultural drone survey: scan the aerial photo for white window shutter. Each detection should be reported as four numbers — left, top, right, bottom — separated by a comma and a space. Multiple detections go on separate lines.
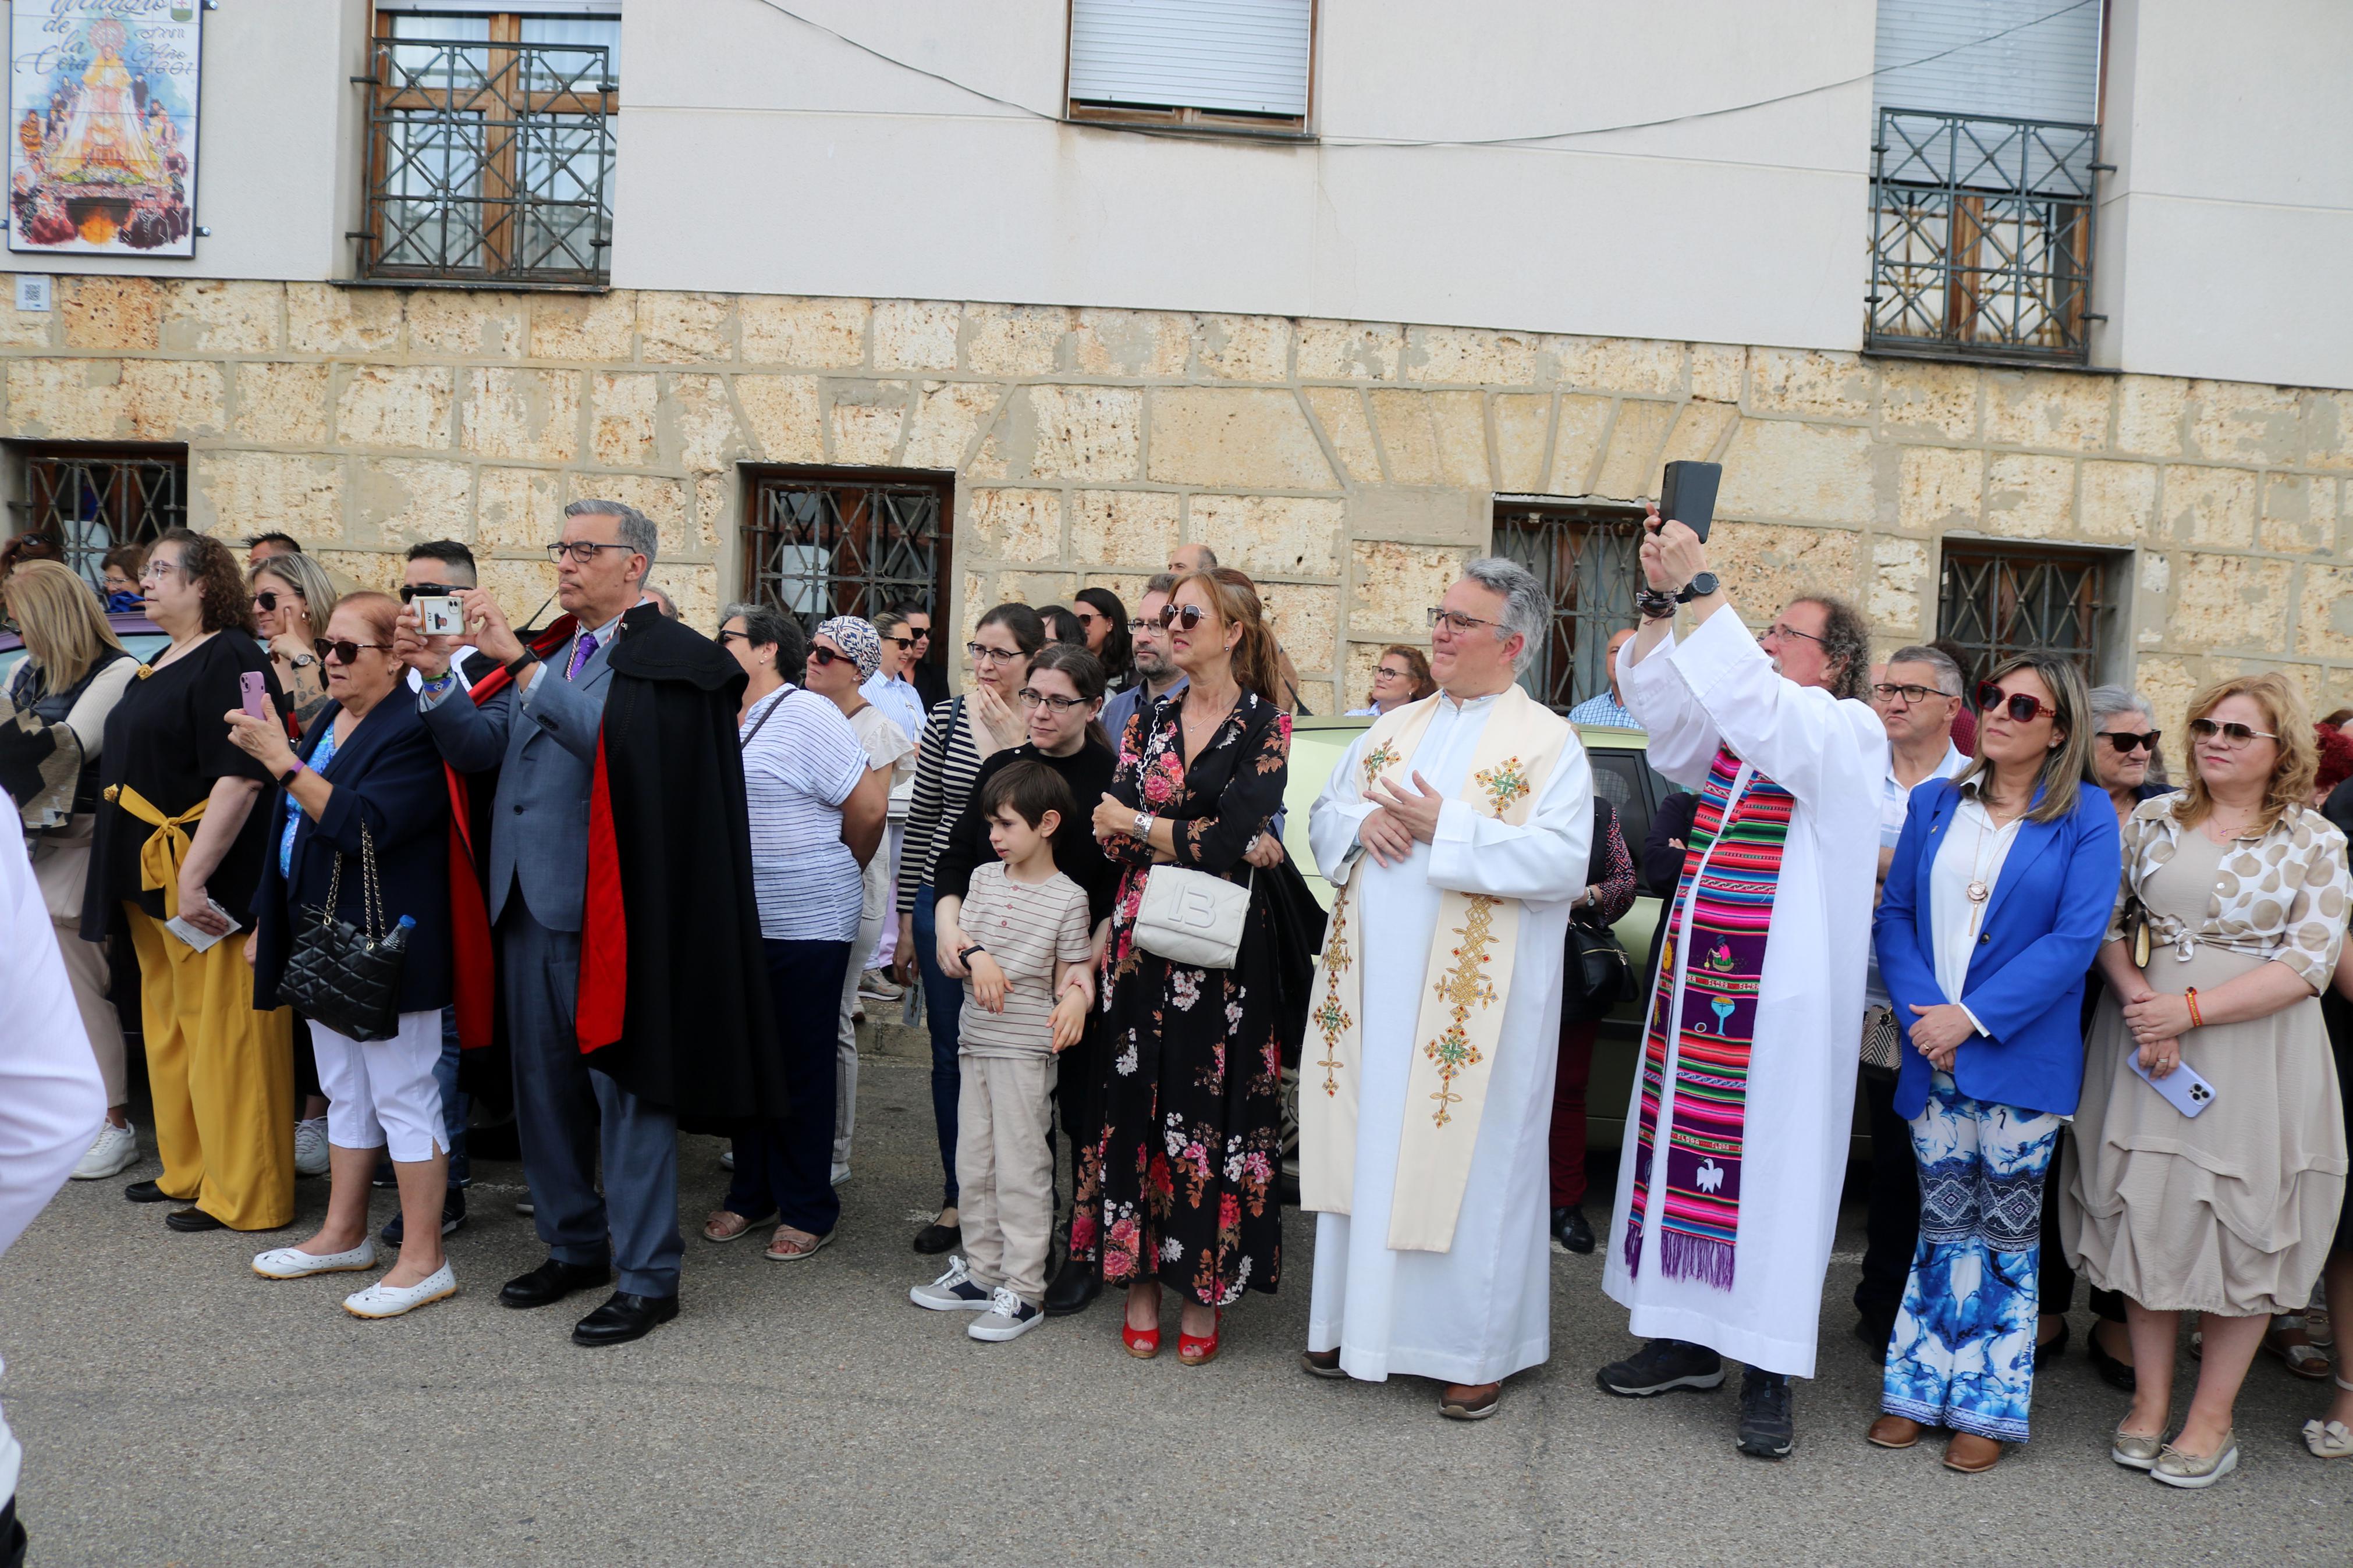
1069, 0, 1313, 117
1873, 0, 2102, 124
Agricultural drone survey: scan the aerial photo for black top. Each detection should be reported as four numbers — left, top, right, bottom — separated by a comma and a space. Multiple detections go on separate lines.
931, 738, 1119, 925
84, 634, 283, 940
911, 659, 950, 716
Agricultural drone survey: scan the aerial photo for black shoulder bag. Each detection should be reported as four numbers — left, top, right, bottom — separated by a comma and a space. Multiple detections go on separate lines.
279, 823, 409, 1041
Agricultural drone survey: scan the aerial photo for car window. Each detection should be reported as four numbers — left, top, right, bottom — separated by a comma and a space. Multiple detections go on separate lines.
1586, 745, 1653, 876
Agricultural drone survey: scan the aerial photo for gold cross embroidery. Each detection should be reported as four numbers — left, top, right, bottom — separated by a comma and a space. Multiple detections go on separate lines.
1424, 895, 1500, 1126
1474, 757, 1531, 818
1312, 894, 1354, 1096
1362, 739, 1400, 790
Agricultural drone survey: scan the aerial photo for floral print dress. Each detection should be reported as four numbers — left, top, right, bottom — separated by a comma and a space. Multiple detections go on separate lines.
1070, 688, 1290, 1307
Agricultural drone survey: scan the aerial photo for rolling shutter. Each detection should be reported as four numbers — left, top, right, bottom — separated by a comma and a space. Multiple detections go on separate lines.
1069, 0, 1313, 118
1873, 0, 2102, 124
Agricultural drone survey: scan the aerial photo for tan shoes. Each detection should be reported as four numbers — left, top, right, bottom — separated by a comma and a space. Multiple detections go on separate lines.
1943, 1432, 2002, 1473
1867, 1414, 1924, 1449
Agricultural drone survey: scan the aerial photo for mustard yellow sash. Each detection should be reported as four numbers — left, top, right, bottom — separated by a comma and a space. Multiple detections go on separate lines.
1299, 684, 1571, 1251
104, 783, 207, 917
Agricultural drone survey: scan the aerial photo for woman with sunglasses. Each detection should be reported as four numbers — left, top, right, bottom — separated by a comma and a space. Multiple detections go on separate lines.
927, 642, 1120, 1313
1082, 569, 1290, 1364
1866, 655, 2118, 1472
86, 529, 296, 1233
229, 592, 458, 1315
2064, 673, 2351, 1488
250, 550, 340, 730
1072, 587, 1134, 691
896, 603, 1047, 1254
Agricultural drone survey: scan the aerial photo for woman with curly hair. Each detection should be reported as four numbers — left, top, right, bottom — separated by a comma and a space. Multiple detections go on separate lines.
85, 529, 297, 1233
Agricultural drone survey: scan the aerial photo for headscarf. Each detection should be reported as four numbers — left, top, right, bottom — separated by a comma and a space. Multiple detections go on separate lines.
814, 615, 881, 682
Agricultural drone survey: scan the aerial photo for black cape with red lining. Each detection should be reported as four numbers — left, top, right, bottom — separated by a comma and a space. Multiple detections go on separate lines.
576, 602, 786, 1130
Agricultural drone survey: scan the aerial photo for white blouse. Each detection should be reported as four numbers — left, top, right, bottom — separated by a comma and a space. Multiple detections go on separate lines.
1929, 795, 2025, 1033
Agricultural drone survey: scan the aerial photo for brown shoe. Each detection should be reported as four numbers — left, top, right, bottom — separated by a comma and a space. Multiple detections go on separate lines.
1943, 1432, 2003, 1473
1868, 1414, 1925, 1449
1301, 1347, 1345, 1379
1440, 1382, 1503, 1421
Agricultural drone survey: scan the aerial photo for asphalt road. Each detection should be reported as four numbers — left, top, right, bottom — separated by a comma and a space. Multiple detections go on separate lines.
6, 1045, 2348, 1567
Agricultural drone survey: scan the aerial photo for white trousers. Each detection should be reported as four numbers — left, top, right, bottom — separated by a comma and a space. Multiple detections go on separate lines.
310, 1010, 446, 1164
833, 902, 886, 1171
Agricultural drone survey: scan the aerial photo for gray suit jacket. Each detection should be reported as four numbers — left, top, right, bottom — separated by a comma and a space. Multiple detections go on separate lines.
420, 632, 613, 933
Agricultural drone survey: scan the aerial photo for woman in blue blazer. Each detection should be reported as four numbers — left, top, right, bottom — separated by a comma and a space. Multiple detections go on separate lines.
1864, 652, 2121, 1471
225, 592, 457, 1320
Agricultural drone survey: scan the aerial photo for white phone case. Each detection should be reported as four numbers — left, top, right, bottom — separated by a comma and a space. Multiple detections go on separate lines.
2127, 1047, 2217, 1117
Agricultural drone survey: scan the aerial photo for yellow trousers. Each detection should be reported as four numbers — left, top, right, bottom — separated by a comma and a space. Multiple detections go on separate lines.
125, 905, 295, 1231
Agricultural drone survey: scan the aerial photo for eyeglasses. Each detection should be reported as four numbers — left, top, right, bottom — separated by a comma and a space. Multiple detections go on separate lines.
251, 588, 301, 612
808, 646, 856, 670
1072, 608, 1103, 626
314, 638, 392, 666
965, 642, 1021, 666
716, 629, 751, 646
545, 541, 638, 566
1427, 606, 1496, 635
1158, 604, 1209, 631
1126, 617, 1154, 633
1017, 688, 1091, 712
1763, 623, 1825, 646
137, 560, 181, 582
2187, 717, 2280, 749
1871, 682, 1954, 706
1375, 666, 1412, 682
2102, 730, 2162, 753
1976, 682, 2058, 724
398, 583, 465, 602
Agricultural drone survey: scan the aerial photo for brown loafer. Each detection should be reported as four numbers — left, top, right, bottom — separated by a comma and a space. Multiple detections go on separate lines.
1868, 1414, 1925, 1449
1301, 1347, 1345, 1379
1440, 1382, 1502, 1421
1943, 1432, 2003, 1473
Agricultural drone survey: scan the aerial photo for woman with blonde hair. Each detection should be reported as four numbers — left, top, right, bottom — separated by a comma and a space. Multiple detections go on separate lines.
250, 549, 339, 727
1, 560, 141, 1178
2064, 671, 2352, 1488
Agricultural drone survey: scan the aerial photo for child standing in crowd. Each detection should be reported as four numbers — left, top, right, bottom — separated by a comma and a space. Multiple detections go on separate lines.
909, 762, 1093, 1342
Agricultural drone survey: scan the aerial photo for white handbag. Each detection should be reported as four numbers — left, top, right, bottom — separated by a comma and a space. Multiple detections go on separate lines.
1133, 865, 1253, 969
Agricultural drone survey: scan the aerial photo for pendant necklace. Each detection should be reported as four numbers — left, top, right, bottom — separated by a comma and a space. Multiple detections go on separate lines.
1966, 794, 2021, 908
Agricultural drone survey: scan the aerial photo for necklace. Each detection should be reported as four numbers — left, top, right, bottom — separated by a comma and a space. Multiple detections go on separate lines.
1965, 797, 2022, 906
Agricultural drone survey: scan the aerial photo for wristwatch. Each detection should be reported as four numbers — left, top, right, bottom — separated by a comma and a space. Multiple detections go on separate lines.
1133, 811, 1153, 838
957, 943, 986, 963
1676, 572, 1720, 603
276, 760, 305, 787
505, 646, 540, 680
288, 653, 318, 670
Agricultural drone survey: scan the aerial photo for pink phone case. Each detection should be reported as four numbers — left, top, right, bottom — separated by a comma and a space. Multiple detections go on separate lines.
240, 671, 269, 720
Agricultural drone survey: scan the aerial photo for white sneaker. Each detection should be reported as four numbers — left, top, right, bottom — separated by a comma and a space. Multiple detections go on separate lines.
719, 1149, 735, 1171
858, 969, 903, 1002
968, 1286, 1044, 1341
253, 1239, 378, 1278
831, 1161, 851, 1185
343, 1262, 457, 1319
72, 1121, 139, 1180
293, 1117, 331, 1176
910, 1254, 993, 1311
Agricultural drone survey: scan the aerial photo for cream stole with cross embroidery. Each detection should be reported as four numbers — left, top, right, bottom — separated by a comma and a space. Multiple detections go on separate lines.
1300, 684, 1572, 1252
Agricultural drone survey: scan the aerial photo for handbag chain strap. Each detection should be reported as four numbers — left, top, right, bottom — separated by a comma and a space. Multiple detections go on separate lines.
317, 822, 385, 943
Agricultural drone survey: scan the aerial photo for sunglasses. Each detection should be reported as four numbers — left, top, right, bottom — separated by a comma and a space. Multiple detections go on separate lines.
252, 588, 302, 612
314, 638, 392, 665
879, 634, 917, 650
2102, 730, 2162, 754
1158, 604, 1209, 631
808, 646, 857, 670
1976, 682, 2059, 724
2187, 717, 2280, 749
398, 583, 465, 602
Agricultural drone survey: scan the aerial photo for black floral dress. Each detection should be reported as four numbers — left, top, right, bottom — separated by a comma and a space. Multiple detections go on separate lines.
1070, 689, 1290, 1307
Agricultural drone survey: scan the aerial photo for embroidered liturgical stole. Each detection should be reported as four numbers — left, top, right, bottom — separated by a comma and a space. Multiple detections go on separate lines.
1299, 684, 1571, 1252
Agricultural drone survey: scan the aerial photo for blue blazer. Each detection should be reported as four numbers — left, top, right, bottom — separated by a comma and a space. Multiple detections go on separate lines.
251, 692, 452, 1017
1873, 777, 2122, 1119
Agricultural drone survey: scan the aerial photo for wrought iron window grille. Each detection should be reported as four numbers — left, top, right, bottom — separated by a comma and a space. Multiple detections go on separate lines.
354, 35, 615, 286
742, 469, 954, 648
1492, 502, 1645, 714
1868, 106, 2105, 365
9, 447, 186, 590
1936, 542, 2118, 691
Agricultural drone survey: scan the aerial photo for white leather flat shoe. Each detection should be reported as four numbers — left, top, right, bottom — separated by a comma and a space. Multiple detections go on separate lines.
253, 1240, 378, 1279
343, 1263, 456, 1319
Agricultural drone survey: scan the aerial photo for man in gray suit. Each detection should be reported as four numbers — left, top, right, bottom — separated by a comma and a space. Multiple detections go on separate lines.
400, 499, 684, 1347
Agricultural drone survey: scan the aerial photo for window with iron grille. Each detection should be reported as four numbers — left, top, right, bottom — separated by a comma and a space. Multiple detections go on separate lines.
1491, 502, 1644, 715
1936, 541, 2118, 691
1868, 107, 2102, 364
357, 9, 618, 286
8, 446, 186, 589
742, 469, 954, 662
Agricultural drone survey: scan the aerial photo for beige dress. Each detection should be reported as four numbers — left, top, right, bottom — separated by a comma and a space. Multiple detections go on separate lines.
2064, 807, 2351, 1316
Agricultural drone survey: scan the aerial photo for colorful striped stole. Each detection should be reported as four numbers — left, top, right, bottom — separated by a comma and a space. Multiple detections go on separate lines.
1621, 745, 1793, 1290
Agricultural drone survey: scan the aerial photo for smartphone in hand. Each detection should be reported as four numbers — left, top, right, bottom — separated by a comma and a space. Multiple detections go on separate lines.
239, 670, 269, 720
1658, 461, 1722, 543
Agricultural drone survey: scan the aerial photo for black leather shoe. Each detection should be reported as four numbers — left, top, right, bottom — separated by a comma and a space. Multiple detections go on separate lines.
912, 1221, 960, 1255
2087, 1321, 2137, 1392
1549, 1205, 1595, 1254
499, 1257, 612, 1310
1044, 1256, 1102, 1316
124, 1179, 172, 1204
572, 1290, 679, 1347
164, 1206, 223, 1232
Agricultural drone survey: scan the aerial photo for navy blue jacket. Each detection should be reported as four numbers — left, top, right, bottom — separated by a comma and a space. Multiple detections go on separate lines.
251, 692, 452, 1017
1875, 777, 2122, 1119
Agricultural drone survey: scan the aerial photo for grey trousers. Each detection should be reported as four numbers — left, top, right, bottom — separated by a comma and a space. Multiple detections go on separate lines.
502, 904, 683, 1297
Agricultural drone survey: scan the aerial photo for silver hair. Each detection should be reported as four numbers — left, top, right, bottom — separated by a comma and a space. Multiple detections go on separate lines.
2087, 684, 2156, 729
1458, 556, 1548, 674
1884, 644, 1963, 696
565, 498, 658, 582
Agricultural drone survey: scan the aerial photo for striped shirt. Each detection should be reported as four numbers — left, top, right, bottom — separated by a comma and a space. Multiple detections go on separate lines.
896, 696, 986, 914
740, 685, 870, 942
956, 862, 1092, 1059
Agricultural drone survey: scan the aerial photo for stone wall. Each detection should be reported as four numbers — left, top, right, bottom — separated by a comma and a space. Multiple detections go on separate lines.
5, 273, 2348, 722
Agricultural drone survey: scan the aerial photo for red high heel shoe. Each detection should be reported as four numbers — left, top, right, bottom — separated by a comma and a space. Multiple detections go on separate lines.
1179, 1309, 1222, 1367
1122, 1312, 1160, 1359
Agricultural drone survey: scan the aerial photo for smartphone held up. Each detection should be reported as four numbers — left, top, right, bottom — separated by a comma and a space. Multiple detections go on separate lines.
415, 594, 466, 639
1656, 460, 1721, 542
239, 670, 270, 721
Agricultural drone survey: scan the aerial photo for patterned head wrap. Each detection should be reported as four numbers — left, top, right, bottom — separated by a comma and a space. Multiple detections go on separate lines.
815, 615, 882, 682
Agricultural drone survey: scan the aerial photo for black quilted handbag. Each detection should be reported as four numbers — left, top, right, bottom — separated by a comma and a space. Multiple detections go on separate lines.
278, 824, 407, 1042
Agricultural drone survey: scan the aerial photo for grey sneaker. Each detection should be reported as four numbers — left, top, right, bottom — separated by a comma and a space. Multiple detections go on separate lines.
293, 1117, 331, 1177
910, 1255, 992, 1311
1736, 1368, 1795, 1459
967, 1286, 1044, 1342
1596, 1338, 1726, 1398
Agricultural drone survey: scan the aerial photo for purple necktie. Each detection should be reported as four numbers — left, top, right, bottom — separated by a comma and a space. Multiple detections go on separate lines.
565, 629, 599, 681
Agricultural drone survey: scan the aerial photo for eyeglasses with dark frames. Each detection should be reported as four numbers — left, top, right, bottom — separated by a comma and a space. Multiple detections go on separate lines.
1426, 606, 1497, 635
879, 634, 917, 650
1017, 687, 1091, 712
1976, 682, 2059, 724
398, 582, 466, 602
2101, 730, 2162, 753
2187, 717, 2280, 749
808, 646, 854, 669
251, 588, 303, 613
965, 642, 1022, 666
314, 638, 393, 666
1763, 622, 1825, 646
545, 541, 640, 566
1871, 682, 1954, 706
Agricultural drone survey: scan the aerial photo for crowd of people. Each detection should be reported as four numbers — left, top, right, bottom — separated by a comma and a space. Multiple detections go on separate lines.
3, 496, 2351, 1502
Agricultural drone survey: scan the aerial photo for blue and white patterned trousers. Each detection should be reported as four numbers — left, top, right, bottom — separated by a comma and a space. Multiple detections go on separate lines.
1880, 1072, 2063, 1442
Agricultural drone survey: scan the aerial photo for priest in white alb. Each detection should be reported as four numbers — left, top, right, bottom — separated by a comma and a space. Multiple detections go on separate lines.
1300, 557, 1592, 1421
1595, 504, 1887, 1461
